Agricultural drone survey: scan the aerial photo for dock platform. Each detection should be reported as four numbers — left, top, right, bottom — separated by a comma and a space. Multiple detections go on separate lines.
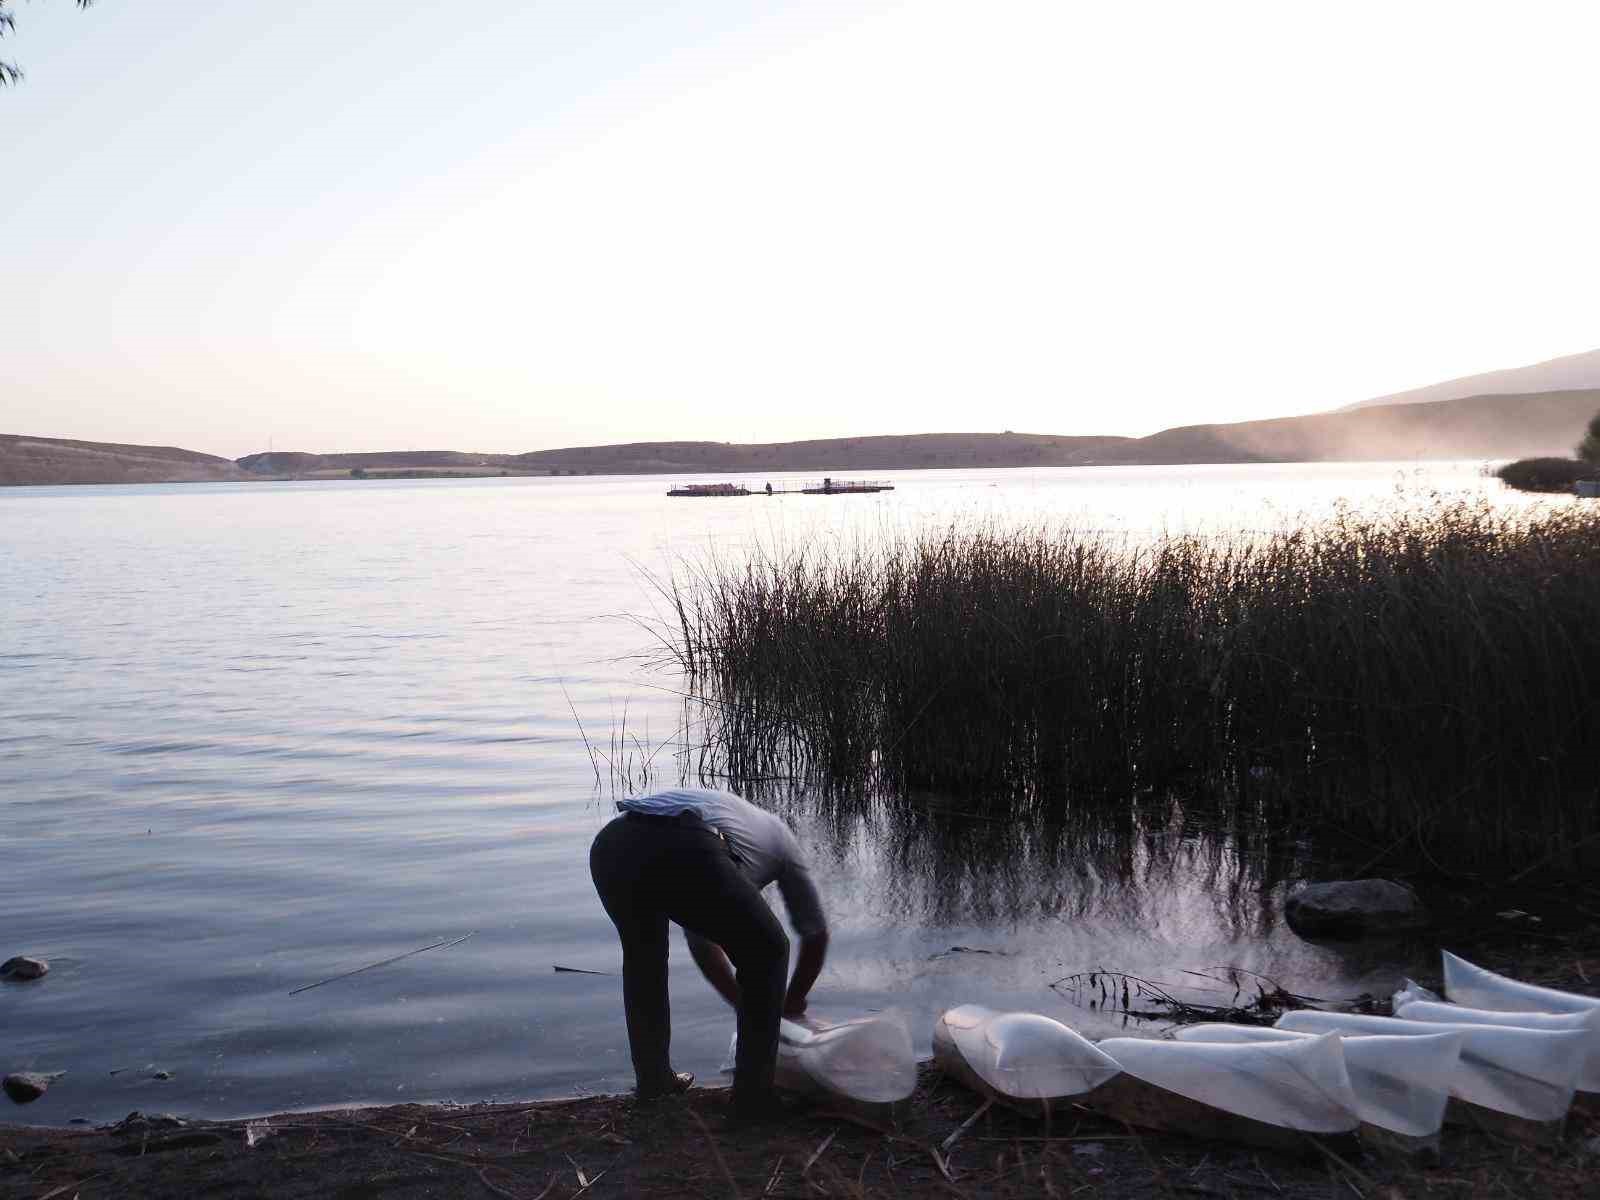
668, 477, 896, 497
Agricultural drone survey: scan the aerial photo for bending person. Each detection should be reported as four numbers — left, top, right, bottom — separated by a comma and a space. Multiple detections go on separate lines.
589, 787, 829, 1120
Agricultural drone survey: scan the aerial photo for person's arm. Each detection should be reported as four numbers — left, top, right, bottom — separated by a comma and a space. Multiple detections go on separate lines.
775, 847, 829, 1016
685, 932, 741, 1009
783, 929, 828, 1016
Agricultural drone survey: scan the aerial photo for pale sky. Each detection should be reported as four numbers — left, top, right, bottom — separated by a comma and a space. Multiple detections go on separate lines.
7, 1, 1599, 460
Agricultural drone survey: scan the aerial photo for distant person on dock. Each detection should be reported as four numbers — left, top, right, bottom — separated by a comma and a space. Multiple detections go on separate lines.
589, 787, 829, 1121
765, 481, 773, 495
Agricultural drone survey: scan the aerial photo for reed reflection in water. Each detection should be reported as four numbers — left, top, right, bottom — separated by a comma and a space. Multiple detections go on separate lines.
712, 777, 1390, 1033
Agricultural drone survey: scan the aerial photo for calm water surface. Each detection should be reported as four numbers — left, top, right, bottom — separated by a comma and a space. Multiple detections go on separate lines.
0, 462, 1545, 1124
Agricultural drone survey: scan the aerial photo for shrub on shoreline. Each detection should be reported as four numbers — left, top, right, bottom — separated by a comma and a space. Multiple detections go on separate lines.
1495, 456, 1589, 493
665, 500, 1600, 876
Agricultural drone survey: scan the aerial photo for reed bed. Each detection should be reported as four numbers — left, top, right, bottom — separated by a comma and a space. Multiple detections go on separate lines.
663, 499, 1600, 875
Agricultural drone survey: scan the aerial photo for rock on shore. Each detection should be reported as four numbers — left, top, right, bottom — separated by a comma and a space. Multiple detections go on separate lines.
1, 956, 49, 980
1284, 879, 1429, 939
3, 1072, 63, 1104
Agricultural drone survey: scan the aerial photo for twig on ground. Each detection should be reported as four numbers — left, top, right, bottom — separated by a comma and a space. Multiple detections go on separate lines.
1254, 1154, 1284, 1195
940, 1098, 994, 1156
477, 1166, 552, 1200
762, 1155, 785, 1197
813, 1109, 957, 1185
972, 1135, 1142, 1143
802, 1129, 838, 1175
685, 1107, 743, 1200
38, 1180, 101, 1200
1304, 1134, 1374, 1196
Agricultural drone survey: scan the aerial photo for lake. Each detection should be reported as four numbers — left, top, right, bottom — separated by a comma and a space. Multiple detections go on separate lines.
0, 461, 1541, 1125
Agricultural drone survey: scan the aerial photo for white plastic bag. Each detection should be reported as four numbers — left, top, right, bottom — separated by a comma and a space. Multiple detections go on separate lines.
726, 1014, 916, 1106
1276, 1010, 1586, 1121
1442, 950, 1600, 1015
1392, 998, 1600, 1092
1096, 1032, 1360, 1133
1391, 978, 1442, 1007
1175, 1023, 1460, 1138
933, 1005, 1121, 1101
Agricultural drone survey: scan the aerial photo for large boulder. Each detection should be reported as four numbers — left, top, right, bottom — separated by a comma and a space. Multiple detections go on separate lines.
3, 1072, 63, 1104
1, 956, 49, 980
1284, 879, 1429, 940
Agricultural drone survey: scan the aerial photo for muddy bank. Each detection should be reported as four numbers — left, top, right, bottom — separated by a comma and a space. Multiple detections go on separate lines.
2, 1061, 1596, 1200
4, 926, 1597, 1199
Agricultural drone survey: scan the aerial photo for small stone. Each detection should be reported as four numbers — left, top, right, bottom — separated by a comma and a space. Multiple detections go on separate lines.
0, 956, 49, 981
1284, 879, 1429, 940
111, 1111, 186, 1135
151, 1070, 172, 1081
3, 1071, 64, 1104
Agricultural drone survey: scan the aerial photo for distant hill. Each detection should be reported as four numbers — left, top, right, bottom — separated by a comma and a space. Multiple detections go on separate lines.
239, 392, 1594, 476
509, 433, 1129, 475
0, 434, 251, 486
231, 434, 1133, 477
1339, 348, 1600, 412
9, 381, 1599, 487
1117, 389, 1599, 465
235, 450, 519, 477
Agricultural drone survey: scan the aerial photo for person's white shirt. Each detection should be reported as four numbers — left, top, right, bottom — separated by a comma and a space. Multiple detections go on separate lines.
616, 788, 827, 937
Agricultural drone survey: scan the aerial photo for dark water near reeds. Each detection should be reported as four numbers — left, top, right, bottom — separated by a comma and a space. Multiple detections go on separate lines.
0, 463, 1557, 1125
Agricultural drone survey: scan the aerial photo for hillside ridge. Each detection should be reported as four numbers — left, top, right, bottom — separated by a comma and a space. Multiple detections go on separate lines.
0, 433, 251, 486
1340, 347, 1600, 411
6, 387, 1598, 486
233, 390, 1598, 478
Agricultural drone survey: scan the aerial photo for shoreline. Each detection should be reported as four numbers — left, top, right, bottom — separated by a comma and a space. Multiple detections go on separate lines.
0, 456, 1514, 488
5, 927, 1596, 1199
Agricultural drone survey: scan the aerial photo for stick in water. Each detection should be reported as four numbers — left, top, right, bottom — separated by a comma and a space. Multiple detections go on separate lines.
289, 932, 476, 996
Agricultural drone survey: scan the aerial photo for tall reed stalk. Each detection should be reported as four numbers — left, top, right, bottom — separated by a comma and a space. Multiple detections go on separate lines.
664, 499, 1600, 876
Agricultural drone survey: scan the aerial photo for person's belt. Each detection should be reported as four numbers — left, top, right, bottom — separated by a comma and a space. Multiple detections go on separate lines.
623, 809, 701, 824
622, 809, 741, 862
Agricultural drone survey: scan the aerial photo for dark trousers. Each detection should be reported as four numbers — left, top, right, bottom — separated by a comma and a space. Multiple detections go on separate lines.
590, 812, 790, 1110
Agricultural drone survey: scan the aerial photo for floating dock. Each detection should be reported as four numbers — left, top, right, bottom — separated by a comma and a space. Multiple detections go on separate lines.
667, 477, 895, 497
800, 477, 895, 494
666, 482, 750, 497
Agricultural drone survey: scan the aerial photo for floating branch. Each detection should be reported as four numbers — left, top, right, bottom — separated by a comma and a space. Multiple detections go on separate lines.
289, 932, 476, 996
1048, 966, 1355, 1026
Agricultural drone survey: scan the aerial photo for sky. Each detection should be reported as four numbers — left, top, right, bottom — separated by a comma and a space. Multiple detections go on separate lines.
6, 1, 1600, 460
